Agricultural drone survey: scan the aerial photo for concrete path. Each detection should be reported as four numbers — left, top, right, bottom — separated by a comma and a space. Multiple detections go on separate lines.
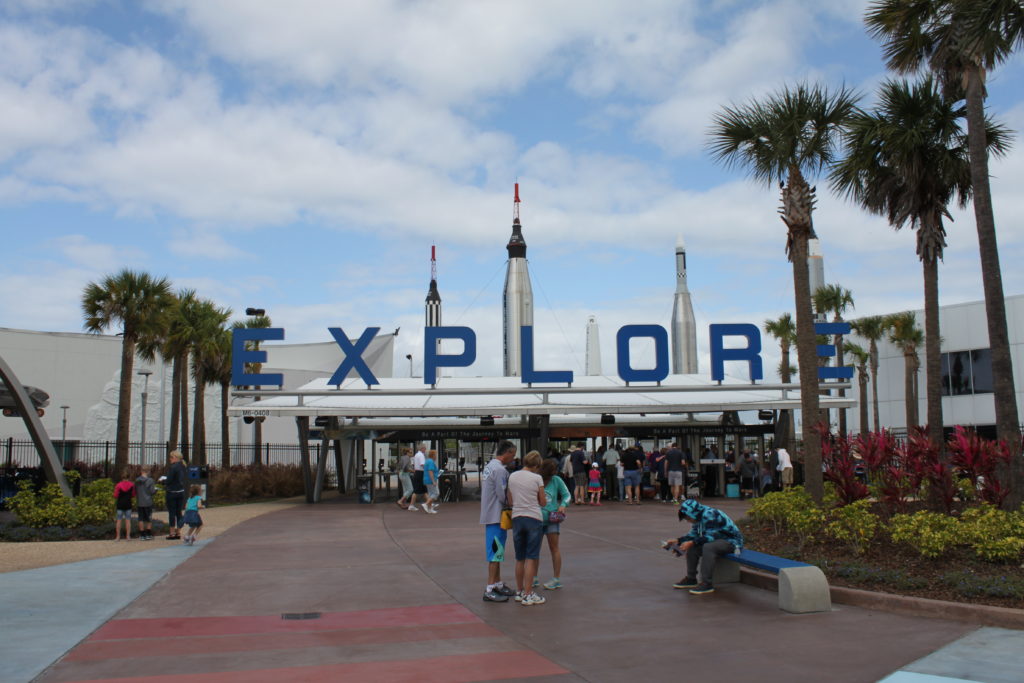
12, 496, 1024, 682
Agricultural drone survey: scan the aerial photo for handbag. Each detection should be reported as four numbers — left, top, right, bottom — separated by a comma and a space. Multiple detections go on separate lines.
548, 509, 566, 524
500, 508, 513, 530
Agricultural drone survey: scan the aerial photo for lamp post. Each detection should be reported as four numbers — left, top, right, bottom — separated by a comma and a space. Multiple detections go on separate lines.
138, 370, 152, 463
60, 405, 69, 465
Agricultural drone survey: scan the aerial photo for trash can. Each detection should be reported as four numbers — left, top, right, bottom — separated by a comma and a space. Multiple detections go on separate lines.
187, 465, 210, 501
726, 483, 740, 498
356, 475, 373, 504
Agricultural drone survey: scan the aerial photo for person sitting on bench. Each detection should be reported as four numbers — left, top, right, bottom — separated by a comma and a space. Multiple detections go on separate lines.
666, 499, 744, 595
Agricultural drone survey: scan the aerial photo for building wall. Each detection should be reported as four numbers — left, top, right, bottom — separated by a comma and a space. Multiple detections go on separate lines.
846, 294, 1024, 433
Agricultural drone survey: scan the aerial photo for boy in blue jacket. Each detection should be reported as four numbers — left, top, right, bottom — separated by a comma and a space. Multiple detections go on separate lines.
665, 499, 743, 595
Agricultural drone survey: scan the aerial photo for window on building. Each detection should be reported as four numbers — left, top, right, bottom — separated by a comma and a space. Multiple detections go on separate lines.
939, 348, 992, 397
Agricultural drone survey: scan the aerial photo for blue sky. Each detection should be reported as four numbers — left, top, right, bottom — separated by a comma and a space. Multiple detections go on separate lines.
1, 0, 1022, 379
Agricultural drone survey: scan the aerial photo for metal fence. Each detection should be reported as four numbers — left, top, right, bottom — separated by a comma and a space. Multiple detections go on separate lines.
0, 438, 314, 474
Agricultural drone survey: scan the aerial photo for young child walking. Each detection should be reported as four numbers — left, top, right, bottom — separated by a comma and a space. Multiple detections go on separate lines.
113, 470, 135, 541
182, 485, 205, 546
587, 463, 603, 505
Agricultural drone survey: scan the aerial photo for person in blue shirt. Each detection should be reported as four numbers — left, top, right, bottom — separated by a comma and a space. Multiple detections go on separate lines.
423, 450, 441, 514
665, 499, 743, 595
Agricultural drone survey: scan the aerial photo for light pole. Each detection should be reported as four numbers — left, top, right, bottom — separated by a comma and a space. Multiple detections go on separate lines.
60, 405, 69, 465
138, 370, 152, 463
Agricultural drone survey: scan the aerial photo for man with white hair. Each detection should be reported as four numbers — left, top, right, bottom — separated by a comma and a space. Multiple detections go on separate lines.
777, 447, 794, 490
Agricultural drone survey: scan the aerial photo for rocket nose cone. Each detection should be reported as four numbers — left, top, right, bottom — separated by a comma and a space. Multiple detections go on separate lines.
676, 234, 686, 251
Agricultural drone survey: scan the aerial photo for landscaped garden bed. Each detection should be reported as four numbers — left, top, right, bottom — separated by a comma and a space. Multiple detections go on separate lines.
741, 428, 1024, 610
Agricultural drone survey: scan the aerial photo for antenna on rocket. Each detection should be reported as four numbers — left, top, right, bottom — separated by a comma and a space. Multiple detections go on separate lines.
430, 244, 437, 282
513, 182, 520, 222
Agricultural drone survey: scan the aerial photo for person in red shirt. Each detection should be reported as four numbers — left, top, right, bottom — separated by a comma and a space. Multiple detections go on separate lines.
113, 471, 135, 541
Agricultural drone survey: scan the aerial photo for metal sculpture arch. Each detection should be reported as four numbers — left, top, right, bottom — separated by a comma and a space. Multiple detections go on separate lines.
0, 353, 72, 497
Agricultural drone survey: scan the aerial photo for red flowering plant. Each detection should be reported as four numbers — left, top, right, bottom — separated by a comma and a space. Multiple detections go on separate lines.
818, 426, 869, 507
904, 428, 956, 513
947, 426, 1012, 507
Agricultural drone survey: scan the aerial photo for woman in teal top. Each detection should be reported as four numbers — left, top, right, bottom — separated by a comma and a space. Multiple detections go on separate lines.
539, 458, 571, 590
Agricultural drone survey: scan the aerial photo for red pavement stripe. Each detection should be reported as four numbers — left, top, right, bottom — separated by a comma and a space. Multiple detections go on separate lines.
88, 604, 479, 641
66, 622, 502, 662
63, 649, 568, 682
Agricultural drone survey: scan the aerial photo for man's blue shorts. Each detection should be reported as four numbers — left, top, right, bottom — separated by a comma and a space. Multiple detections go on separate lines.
512, 516, 544, 560
485, 523, 507, 563
623, 470, 642, 487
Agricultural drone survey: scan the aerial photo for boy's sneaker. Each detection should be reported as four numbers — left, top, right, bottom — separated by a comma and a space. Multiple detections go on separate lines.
673, 576, 699, 589
482, 589, 509, 602
521, 592, 546, 606
543, 578, 562, 590
494, 584, 517, 597
513, 591, 524, 602
689, 582, 715, 595
407, 505, 418, 511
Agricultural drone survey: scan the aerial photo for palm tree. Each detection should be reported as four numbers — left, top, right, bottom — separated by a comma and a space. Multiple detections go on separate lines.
136, 289, 193, 458
187, 299, 231, 466
199, 326, 234, 469
764, 313, 798, 448
812, 284, 856, 436
832, 76, 1009, 450
866, 0, 1022, 502
82, 270, 173, 472
851, 315, 888, 433
710, 84, 859, 502
845, 342, 871, 438
888, 311, 924, 431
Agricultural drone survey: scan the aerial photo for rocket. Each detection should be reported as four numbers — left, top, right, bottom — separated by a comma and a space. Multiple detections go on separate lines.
670, 235, 698, 374
425, 245, 442, 354
585, 315, 602, 376
502, 183, 534, 376
808, 237, 826, 321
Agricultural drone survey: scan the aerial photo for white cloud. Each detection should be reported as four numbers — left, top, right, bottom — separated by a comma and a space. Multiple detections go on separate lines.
168, 229, 252, 261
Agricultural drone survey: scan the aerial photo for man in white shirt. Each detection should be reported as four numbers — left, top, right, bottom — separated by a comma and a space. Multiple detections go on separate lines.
776, 447, 794, 490
408, 443, 428, 511
480, 441, 518, 603
603, 443, 620, 500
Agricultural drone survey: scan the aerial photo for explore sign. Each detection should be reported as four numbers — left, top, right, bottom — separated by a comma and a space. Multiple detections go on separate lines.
232, 322, 852, 388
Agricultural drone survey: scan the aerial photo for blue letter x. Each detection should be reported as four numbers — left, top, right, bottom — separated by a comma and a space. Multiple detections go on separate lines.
328, 327, 380, 385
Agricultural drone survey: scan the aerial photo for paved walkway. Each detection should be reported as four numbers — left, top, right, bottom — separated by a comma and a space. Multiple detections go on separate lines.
5, 496, 1023, 682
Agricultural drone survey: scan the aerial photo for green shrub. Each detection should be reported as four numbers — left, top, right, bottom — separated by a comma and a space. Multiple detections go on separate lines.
826, 500, 879, 555
3, 526, 38, 542
75, 478, 115, 525
748, 486, 824, 547
8, 481, 78, 528
943, 571, 1024, 600
76, 523, 110, 540
959, 505, 1024, 563
889, 511, 959, 558
39, 526, 73, 542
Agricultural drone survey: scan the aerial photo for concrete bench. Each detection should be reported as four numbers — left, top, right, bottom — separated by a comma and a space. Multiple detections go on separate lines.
712, 549, 831, 614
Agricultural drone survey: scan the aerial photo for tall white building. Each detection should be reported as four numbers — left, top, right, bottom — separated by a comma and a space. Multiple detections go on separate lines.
846, 294, 1024, 437
585, 316, 602, 376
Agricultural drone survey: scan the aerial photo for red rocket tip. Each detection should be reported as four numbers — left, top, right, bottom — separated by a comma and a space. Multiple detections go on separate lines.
431, 244, 436, 261
514, 182, 520, 203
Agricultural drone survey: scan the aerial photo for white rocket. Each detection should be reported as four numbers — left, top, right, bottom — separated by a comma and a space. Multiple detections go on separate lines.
503, 183, 533, 376
585, 315, 602, 376
425, 244, 442, 354
670, 235, 698, 374
808, 237, 826, 321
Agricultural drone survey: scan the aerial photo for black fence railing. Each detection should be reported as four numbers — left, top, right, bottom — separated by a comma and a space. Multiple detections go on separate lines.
0, 438, 316, 475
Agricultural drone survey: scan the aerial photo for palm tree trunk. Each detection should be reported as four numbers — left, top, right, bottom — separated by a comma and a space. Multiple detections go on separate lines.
179, 351, 190, 459
922, 255, 944, 450
783, 170, 823, 501
168, 354, 182, 455
114, 336, 136, 473
777, 345, 793, 449
193, 372, 206, 466
903, 350, 918, 430
858, 370, 869, 438
220, 381, 230, 468
965, 66, 1022, 509
870, 344, 881, 433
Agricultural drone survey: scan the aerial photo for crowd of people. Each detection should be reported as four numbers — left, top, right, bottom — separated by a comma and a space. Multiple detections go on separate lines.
479, 440, 749, 604
109, 449, 203, 543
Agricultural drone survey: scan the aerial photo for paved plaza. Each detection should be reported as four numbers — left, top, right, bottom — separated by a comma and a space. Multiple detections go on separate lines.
4, 495, 1023, 682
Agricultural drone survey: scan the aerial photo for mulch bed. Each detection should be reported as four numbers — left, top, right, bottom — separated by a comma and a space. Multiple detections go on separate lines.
741, 520, 1024, 610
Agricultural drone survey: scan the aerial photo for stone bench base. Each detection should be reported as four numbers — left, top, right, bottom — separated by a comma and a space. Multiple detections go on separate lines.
714, 559, 831, 614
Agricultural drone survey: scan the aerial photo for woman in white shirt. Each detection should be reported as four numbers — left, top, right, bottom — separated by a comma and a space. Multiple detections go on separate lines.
507, 450, 548, 606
